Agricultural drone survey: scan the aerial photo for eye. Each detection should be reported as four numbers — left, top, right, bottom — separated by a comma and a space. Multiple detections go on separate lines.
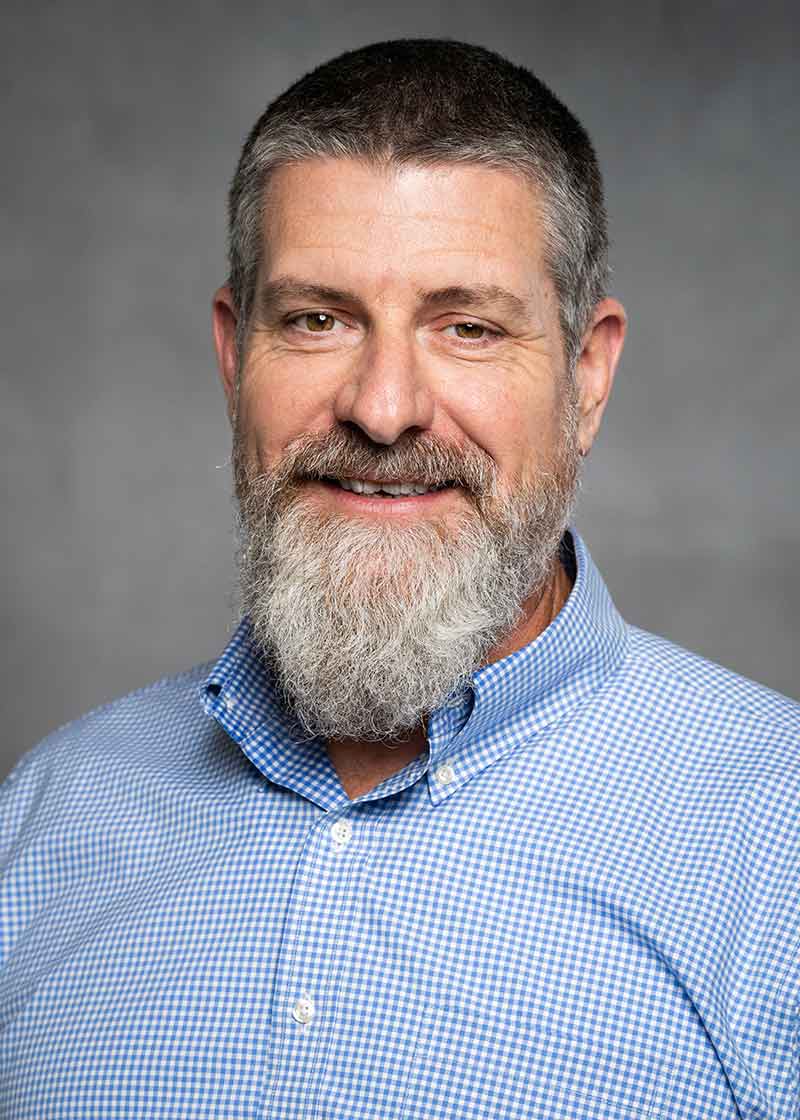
293, 312, 337, 333
283, 310, 359, 349
453, 322, 485, 339
443, 321, 501, 345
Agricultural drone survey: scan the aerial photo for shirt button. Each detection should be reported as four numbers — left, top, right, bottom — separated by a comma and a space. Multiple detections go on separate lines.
291, 992, 315, 1025
330, 819, 352, 847
434, 763, 456, 786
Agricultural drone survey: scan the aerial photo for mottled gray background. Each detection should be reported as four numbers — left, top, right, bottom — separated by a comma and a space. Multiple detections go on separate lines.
2, 0, 797, 778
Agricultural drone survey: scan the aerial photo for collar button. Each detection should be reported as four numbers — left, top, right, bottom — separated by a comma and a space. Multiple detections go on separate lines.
434, 763, 456, 787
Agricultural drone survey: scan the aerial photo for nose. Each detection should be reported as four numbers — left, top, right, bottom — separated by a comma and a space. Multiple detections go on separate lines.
332, 328, 434, 445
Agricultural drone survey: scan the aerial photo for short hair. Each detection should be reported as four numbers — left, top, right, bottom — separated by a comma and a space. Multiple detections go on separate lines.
227, 39, 609, 371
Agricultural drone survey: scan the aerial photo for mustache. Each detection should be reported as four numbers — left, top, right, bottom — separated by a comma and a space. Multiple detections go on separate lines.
237, 428, 499, 500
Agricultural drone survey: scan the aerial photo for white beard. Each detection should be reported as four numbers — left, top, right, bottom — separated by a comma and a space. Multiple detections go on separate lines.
234, 402, 580, 743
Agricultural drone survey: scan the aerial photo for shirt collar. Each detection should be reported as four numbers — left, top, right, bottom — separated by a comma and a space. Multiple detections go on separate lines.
200, 529, 628, 809
424, 529, 628, 803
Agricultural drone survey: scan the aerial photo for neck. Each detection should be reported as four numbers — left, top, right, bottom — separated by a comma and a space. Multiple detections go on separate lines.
327, 555, 573, 800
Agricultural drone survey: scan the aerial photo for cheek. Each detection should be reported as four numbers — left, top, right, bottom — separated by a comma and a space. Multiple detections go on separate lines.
443, 370, 562, 477
236, 357, 335, 466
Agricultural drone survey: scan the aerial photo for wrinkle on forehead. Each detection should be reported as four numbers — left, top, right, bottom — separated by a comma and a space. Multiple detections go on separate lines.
259, 157, 557, 333
262, 157, 546, 255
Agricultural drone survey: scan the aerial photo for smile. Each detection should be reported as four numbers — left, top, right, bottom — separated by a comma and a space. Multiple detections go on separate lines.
306, 477, 461, 512
322, 476, 455, 498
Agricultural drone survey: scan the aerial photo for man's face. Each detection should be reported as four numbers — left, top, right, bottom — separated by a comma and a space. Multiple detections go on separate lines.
214, 158, 619, 742
234, 157, 571, 518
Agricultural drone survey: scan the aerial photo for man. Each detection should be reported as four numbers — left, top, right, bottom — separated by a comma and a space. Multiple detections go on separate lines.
1, 39, 797, 1119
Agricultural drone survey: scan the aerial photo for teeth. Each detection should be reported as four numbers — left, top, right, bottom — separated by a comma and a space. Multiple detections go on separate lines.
332, 477, 453, 496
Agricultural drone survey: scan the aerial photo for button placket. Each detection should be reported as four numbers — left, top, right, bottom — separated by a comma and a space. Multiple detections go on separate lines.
263, 808, 364, 1115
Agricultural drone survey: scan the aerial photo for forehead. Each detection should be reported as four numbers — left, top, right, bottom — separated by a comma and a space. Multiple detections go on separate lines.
259, 158, 552, 303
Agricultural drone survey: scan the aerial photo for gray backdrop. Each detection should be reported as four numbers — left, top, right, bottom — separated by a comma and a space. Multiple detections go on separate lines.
3, 0, 797, 779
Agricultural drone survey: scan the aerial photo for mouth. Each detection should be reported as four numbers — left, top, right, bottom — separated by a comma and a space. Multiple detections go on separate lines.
302, 475, 463, 513
319, 475, 457, 498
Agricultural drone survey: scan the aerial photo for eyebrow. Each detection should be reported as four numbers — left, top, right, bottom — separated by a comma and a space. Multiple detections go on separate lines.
257, 278, 363, 319
256, 276, 534, 325
416, 284, 531, 323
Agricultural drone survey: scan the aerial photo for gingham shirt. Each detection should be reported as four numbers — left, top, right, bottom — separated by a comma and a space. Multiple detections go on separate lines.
2, 531, 799, 1119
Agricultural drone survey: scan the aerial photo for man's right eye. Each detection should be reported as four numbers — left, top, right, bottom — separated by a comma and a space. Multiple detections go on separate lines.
288, 312, 338, 333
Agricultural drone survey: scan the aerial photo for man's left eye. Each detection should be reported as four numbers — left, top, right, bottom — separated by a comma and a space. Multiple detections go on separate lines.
445, 322, 498, 342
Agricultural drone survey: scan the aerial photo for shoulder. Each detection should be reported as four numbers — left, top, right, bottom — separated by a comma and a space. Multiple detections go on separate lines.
0, 662, 220, 847
10, 660, 216, 768
598, 624, 800, 812
0, 661, 257, 970
623, 624, 799, 736
610, 628, 800, 974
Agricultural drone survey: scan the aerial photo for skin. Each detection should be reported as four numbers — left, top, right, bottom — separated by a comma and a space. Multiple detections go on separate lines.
213, 157, 626, 798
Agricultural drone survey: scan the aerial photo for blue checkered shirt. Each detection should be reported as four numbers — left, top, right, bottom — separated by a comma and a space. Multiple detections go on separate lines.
2, 531, 799, 1118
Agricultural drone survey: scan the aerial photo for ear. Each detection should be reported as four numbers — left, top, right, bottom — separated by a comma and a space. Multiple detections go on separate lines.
574, 297, 627, 456
212, 285, 240, 423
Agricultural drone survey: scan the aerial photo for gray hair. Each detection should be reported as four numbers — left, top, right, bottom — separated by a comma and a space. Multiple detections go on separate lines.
227, 39, 609, 371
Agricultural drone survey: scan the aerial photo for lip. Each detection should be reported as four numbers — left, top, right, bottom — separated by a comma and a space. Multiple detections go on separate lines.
303, 478, 464, 515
